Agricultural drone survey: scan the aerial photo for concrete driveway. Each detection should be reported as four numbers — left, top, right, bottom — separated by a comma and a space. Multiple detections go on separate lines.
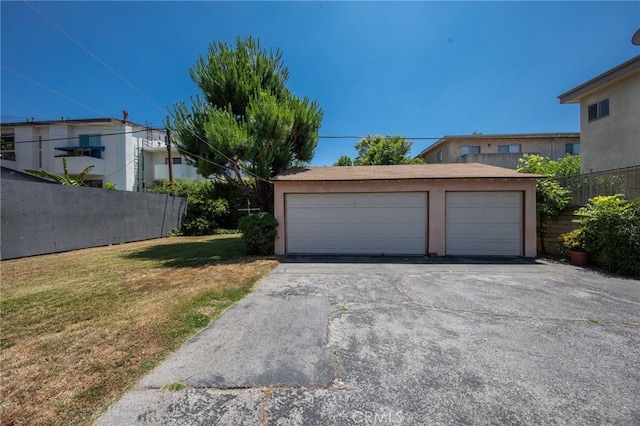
98, 258, 640, 425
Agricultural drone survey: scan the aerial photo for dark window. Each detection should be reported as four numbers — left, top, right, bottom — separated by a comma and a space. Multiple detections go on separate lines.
600, 99, 609, 117
79, 134, 101, 147
588, 99, 609, 122
566, 143, 580, 155
173, 157, 182, 165
497, 144, 521, 154
84, 179, 103, 188
1, 132, 16, 161
461, 145, 480, 155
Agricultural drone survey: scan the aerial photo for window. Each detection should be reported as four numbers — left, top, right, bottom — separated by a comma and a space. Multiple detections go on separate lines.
79, 134, 101, 147
566, 143, 580, 155
460, 145, 480, 155
437, 150, 443, 162
588, 99, 609, 122
1, 132, 16, 161
84, 179, 103, 188
497, 144, 521, 153
165, 157, 183, 165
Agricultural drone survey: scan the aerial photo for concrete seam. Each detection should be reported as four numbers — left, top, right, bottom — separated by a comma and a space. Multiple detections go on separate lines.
393, 276, 640, 327
259, 388, 271, 426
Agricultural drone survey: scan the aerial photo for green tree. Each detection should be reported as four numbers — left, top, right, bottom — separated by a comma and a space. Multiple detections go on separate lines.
517, 154, 578, 253
352, 135, 424, 165
25, 157, 94, 186
516, 153, 580, 177
171, 36, 323, 212
334, 155, 353, 166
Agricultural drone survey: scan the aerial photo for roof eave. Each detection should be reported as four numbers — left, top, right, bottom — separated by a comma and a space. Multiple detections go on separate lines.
558, 55, 640, 104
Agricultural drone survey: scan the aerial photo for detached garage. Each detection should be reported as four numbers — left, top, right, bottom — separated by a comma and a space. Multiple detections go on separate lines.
273, 164, 539, 258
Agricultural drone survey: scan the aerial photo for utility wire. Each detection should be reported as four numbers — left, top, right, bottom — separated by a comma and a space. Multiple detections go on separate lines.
1, 64, 256, 180
11, 4, 443, 181
0, 129, 166, 145
1, 67, 260, 180
23, 0, 167, 115
1, 66, 113, 119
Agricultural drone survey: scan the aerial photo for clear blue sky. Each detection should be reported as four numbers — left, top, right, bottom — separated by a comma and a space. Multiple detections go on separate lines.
2, 1, 639, 166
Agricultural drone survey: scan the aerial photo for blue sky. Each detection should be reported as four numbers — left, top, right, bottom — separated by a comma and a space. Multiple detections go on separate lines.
1, 1, 639, 166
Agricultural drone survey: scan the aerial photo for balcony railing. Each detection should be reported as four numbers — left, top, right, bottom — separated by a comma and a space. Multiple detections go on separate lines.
153, 164, 197, 180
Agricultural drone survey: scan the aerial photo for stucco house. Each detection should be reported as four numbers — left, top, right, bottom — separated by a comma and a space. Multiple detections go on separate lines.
273, 164, 539, 258
416, 133, 580, 169
0, 112, 203, 191
558, 55, 640, 173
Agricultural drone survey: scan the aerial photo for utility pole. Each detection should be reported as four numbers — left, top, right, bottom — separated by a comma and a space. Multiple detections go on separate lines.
166, 115, 173, 184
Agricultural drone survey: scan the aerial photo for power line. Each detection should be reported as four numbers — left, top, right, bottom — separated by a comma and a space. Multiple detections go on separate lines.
21, 2, 270, 183
0, 128, 166, 145
23, 0, 167, 115
8, 6, 443, 182
1, 66, 113, 119
0, 69, 266, 182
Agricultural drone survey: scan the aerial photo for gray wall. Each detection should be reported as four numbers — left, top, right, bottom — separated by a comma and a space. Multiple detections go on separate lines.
1, 180, 186, 260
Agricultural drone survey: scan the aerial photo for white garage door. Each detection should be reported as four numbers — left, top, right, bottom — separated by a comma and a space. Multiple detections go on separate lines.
286, 193, 427, 255
446, 192, 522, 256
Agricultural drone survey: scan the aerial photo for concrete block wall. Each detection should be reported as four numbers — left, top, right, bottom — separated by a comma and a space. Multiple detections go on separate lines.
539, 207, 579, 256
1, 180, 186, 260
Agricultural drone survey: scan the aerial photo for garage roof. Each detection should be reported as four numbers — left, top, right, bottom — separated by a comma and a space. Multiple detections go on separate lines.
274, 163, 542, 181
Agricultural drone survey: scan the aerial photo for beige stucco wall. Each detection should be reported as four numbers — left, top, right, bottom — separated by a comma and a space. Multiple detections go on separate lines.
579, 72, 640, 172
421, 136, 580, 168
274, 178, 538, 258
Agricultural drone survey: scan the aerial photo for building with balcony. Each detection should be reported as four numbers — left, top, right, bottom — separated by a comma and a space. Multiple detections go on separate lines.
416, 133, 580, 169
0, 113, 206, 191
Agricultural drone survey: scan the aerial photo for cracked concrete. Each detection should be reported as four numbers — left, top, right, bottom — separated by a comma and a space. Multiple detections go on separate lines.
98, 258, 640, 425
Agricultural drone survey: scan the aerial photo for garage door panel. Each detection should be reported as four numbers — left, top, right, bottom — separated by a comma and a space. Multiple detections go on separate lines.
286, 193, 427, 255
446, 192, 522, 256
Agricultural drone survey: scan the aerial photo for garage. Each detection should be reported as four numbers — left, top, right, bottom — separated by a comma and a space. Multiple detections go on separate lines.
273, 164, 539, 258
446, 192, 522, 256
285, 192, 427, 255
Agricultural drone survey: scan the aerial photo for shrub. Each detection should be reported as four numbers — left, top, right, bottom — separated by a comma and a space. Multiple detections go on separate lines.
238, 213, 278, 255
517, 154, 576, 253
557, 228, 586, 254
146, 179, 229, 235
573, 195, 640, 276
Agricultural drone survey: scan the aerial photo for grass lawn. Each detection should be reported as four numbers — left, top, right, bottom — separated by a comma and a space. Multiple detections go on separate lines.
0, 234, 278, 425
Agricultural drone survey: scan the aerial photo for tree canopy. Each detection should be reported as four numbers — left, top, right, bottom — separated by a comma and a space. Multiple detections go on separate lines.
334, 135, 423, 166
517, 154, 578, 253
171, 36, 323, 211
516, 153, 580, 177
333, 155, 353, 166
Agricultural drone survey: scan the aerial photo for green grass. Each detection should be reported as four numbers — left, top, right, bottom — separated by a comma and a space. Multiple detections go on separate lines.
0, 234, 278, 426
161, 382, 187, 391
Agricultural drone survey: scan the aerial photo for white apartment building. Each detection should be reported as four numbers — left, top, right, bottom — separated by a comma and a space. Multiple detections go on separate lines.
0, 112, 204, 190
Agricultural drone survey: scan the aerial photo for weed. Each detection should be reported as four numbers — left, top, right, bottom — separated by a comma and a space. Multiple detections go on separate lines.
162, 382, 187, 391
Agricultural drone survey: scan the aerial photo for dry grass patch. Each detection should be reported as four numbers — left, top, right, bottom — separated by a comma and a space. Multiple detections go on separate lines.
0, 235, 278, 425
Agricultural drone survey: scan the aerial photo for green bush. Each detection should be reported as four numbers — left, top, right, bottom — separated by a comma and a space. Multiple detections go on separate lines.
238, 213, 278, 255
517, 154, 576, 253
557, 228, 586, 254
146, 179, 229, 235
573, 195, 640, 276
